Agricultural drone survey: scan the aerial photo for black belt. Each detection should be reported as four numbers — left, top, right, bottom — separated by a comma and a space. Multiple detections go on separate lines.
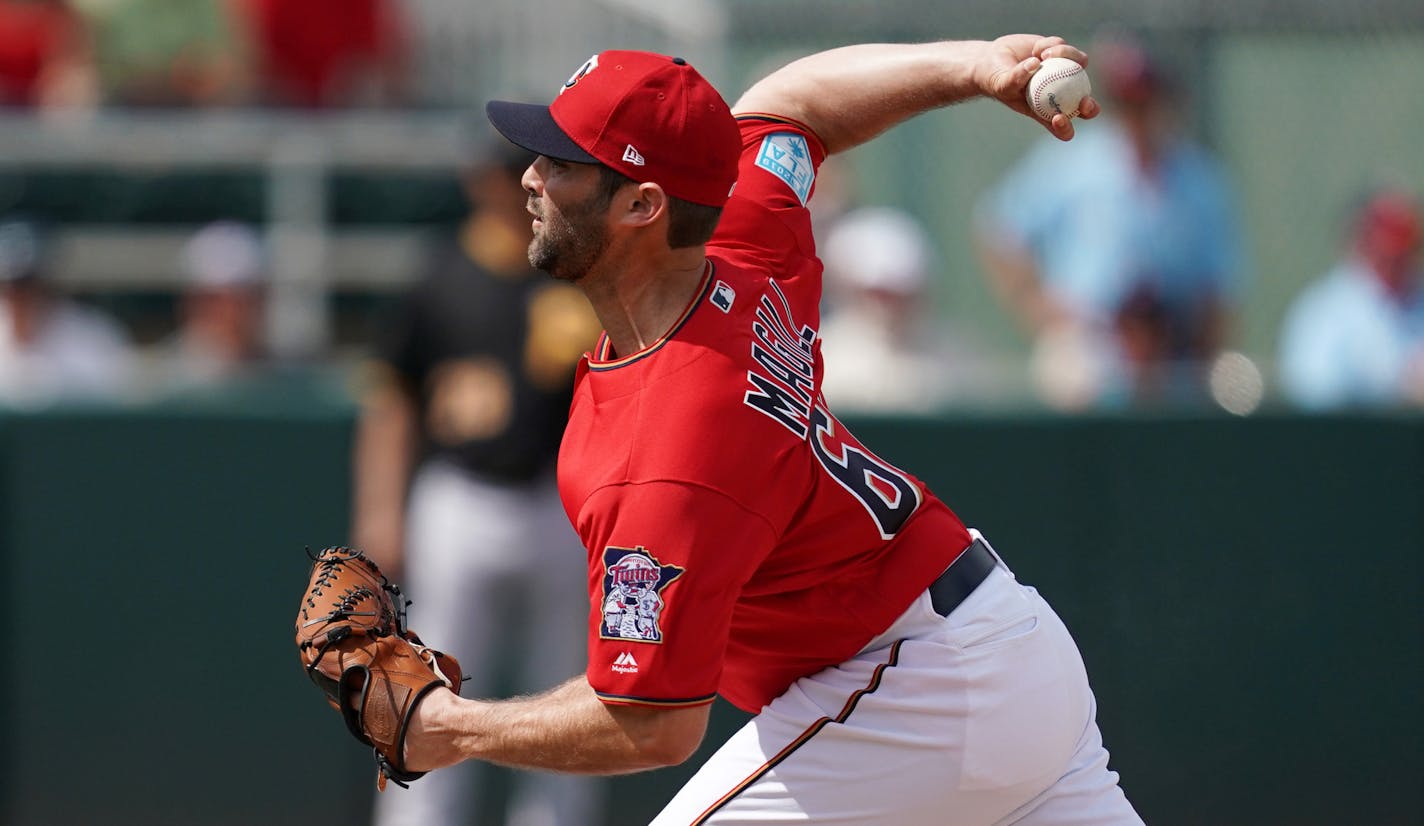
928, 538, 998, 617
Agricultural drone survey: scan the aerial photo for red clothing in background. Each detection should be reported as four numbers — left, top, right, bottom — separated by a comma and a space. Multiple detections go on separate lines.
0, 0, 82, 106
235, 0, 404, 107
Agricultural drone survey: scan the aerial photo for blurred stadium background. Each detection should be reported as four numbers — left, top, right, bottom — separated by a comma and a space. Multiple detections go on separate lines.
2, 0, 1421, 399
0, 1, 1420, 825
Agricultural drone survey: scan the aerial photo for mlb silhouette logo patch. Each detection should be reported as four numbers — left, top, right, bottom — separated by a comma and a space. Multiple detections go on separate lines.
755, 132, 814, 204
711, 280, 735, 312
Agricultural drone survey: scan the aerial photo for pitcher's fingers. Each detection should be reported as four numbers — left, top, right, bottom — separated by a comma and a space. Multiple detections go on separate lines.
1049, 113, 1076, 141
1033, 36, 1067, 58
1041, 42, 1089, 67
1010, 56, 1042, 90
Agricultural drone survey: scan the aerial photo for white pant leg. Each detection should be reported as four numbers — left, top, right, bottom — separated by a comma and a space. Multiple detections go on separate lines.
373, 461, 602, 826
998, 696, 1138, 826
651, 565, 1142, 826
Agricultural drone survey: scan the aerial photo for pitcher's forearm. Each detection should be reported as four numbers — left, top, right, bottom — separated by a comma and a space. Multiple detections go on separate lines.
404, 677, 711, 775
733, 36, 1097, 152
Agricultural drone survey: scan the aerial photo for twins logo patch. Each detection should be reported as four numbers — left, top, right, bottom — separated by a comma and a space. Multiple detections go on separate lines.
754, 132, 814, 205
600, 546, 684, 644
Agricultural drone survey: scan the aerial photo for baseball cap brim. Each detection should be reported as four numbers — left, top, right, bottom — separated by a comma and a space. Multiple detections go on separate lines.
485, 101, 599, 164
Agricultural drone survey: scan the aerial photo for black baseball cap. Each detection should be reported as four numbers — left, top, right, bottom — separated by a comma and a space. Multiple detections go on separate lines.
484, 100, 599, 165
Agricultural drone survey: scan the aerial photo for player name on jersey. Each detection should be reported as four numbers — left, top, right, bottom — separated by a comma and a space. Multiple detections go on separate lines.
743, 280, 818, 438
739, 277, 923, 540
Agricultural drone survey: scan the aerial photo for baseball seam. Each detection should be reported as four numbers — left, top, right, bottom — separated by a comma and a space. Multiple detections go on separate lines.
1030, 67, 1084, 117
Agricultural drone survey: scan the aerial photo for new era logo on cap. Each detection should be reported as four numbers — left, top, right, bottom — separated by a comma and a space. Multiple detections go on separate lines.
485, 50, 741, 207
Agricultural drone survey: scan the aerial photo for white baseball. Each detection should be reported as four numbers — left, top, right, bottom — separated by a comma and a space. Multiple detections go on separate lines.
1026, 57, 1091, 121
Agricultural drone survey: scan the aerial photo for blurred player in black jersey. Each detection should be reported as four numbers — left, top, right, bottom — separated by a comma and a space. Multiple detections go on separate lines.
350, 140, 602, 826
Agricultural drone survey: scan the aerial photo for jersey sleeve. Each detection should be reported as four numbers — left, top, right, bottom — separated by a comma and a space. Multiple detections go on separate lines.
375, 279, 427, 388
377, 243, 457, 386
708, 115, 828, 278
579, 480, 778, 707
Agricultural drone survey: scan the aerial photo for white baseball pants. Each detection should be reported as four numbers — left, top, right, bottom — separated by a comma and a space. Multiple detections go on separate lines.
651, 535, 1143, 825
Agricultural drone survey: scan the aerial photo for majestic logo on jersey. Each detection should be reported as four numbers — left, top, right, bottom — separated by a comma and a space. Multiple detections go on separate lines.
561, 54, 599, 93
754, 132, 815, 205
599, 546, 684, 644
612, 651, 639, 674
743, 280, 817, 438
710, 280, 736, 312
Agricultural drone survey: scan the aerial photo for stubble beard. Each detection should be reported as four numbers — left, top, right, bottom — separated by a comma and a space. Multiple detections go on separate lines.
527, 194, 609, 283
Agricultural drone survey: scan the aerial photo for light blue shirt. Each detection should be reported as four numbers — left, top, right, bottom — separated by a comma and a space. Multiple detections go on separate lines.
1277, 259, 1424, 410
977, 124, 1245, 323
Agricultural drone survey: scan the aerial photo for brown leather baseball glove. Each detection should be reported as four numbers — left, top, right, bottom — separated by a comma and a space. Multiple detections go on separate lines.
295, 546, 463, 790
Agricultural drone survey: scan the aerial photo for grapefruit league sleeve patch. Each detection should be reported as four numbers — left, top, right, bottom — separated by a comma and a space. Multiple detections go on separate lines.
754, 132, 815, 205
599, 546, 685, 644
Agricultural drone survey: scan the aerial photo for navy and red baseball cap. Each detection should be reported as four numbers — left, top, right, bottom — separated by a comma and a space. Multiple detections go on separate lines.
486, 50, 741, 208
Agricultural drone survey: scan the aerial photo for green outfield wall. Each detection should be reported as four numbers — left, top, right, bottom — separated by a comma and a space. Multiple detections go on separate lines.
0, 404, 1418, 826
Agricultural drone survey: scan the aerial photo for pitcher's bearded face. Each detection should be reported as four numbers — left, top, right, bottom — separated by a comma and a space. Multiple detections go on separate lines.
526, 159, 612, 281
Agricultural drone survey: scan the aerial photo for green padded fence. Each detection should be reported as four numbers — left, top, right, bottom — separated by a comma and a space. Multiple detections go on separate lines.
1, 404, 1418, 825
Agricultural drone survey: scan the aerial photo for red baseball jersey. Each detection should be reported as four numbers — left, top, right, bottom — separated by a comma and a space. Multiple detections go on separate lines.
559, 114, 973, 713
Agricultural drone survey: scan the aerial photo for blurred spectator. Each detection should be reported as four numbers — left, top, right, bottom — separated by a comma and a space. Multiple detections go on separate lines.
354, 141, 602, 826
78, 0, 249, 106
0, 0, 98, 109
819, 206, 985, 413
1278, 188, 1424, 410
974, 35, 1246, 409
0, 218, 134, 405
232, 0, 407, 108
152, 220, 270, 391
